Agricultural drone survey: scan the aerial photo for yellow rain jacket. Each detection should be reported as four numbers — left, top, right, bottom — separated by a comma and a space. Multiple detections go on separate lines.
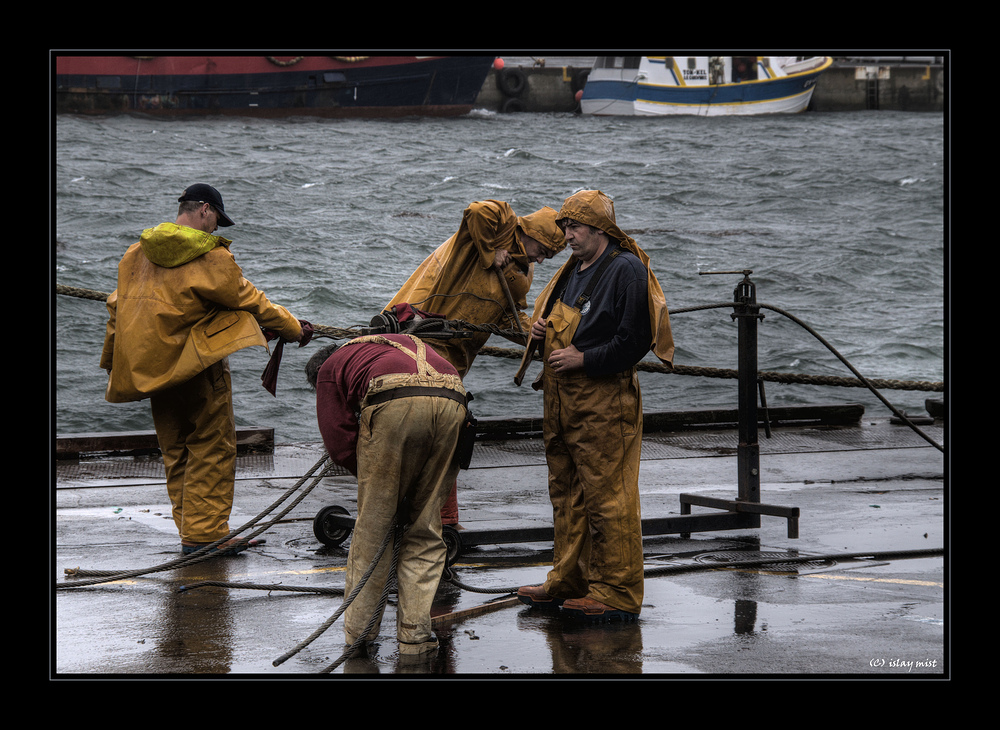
387, 200, 565, 377
100, 222, 301, 402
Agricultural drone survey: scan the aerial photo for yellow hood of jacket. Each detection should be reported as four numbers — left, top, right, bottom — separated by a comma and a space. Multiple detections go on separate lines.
387, 200, 565, 377
140, 222, 232, 267
101, 225, 301, 402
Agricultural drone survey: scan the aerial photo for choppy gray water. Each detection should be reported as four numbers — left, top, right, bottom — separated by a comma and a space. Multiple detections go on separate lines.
54, 109, 945, 444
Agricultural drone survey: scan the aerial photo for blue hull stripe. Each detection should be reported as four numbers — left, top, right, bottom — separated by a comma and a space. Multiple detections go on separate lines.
637, 72, 821, 106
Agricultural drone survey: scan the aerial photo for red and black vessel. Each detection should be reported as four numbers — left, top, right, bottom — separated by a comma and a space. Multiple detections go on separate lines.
54, 55, 498, 118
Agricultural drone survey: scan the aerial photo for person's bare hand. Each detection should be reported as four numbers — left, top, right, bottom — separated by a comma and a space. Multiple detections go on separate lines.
531, 317, 547, 341
548, 345, 583, 372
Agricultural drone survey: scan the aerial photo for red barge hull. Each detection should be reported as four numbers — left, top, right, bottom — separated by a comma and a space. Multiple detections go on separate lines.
54, 55, 496, 118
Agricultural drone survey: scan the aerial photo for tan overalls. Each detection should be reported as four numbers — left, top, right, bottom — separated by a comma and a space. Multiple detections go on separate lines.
537, 253, 645, 615
341, 335, 468, 652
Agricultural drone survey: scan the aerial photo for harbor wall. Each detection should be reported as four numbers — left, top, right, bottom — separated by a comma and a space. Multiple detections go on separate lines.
474, 60, 945, 114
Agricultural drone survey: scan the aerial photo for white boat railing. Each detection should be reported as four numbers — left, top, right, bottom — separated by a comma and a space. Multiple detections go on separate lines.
778, 57, 830, 76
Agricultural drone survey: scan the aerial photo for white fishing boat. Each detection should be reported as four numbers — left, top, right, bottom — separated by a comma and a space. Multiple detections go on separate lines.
580, 55, 833, 116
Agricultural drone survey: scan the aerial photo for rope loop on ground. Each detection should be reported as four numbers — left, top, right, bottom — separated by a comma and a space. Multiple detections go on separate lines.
443, 566, 519, 595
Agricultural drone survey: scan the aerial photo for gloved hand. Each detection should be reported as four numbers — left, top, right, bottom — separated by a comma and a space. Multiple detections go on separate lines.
264, 320, 313, 345
261, 320, 313, 396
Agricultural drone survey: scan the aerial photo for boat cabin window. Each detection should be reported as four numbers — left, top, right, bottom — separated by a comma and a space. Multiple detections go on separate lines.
596, 57, 641, 69
732, 56, 758, 82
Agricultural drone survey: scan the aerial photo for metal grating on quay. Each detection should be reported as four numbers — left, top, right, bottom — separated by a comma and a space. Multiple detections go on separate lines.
55, 420, 942, 488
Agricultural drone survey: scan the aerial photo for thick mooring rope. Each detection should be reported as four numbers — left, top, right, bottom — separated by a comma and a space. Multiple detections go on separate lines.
55, 284, 943, 393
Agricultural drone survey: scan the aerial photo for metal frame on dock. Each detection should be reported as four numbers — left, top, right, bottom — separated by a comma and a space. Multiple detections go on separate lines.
676, 271, 800, 539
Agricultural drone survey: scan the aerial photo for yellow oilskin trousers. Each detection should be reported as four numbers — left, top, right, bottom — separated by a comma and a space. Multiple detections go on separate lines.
150, 358, 236, 545
540, 300, 644, 615
343, 338, 466, 651
542, 366, 644, 613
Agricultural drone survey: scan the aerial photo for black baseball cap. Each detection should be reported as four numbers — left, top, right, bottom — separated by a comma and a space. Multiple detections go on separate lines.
178, 183, 235, 227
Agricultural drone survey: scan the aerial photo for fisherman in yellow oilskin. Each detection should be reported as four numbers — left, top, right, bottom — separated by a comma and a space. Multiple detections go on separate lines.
388, 200, 566, 377
515, 189, 674, 622
101, 184, 307, 556
387, 200, 566, 525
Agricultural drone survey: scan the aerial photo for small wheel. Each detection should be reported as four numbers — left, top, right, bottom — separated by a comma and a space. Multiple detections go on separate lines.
442, 525, 463, 565
313, 505, 353, 547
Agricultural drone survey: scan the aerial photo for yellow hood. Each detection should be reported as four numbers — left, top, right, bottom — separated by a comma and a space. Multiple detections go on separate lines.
516, 206, 566, 254
140, 222, 232, 268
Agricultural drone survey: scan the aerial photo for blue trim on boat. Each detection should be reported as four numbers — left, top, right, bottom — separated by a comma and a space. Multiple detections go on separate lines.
636, 72, 822, 106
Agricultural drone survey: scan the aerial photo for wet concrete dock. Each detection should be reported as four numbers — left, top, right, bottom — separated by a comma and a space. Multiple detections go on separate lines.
53, 414, 946, 678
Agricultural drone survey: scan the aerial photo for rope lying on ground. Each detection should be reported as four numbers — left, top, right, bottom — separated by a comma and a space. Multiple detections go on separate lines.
56, 284, 943, 393
59, 453, 336, 588
173, 546, 946, 602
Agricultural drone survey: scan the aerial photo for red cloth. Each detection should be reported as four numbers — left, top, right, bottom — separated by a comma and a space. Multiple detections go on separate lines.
261, 320, 313, 395
440, 480, 459, 525
390, 303, 443, 322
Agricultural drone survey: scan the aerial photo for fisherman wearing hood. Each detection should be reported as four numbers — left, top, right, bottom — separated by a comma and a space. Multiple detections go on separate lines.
388, 200, 566, 377
101, 184, 306, 556
387, 200, 566, 526
516, 190, 674, 622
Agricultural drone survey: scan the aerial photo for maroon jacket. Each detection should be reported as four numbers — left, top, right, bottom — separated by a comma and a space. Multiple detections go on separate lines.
315, 334, 461, 475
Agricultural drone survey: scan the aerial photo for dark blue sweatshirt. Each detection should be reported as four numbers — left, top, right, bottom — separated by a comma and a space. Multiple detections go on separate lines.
559, 245, 652, 377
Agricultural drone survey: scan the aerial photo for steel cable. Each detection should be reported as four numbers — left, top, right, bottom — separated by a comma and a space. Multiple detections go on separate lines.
58, 452, 335, 588
757, 302, 943, 451
436, 546, 946, 597
175, 546, 946, 613
271, 509, 402, 671
321, 521, 402, 674
642, 546, 945, 578
179, 581, 345, 595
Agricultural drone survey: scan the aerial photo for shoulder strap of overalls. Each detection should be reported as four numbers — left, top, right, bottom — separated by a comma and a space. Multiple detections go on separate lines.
341, 334, 436, 376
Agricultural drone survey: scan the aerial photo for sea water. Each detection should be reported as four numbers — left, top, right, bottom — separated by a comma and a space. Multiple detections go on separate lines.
53, 109, 945, 444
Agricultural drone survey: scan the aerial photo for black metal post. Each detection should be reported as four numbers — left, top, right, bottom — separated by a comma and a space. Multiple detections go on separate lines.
733, 273, 763, 508
675, 269, 799, 539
